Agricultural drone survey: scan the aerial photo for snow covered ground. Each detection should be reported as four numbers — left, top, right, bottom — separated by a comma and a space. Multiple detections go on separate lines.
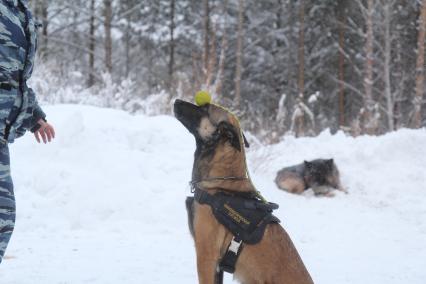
0, 104, 425, 284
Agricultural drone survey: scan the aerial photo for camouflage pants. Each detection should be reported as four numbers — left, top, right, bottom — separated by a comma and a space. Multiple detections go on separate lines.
0, 145, 15, 264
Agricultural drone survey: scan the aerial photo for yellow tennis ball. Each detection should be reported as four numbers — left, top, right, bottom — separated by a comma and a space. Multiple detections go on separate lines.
195, 91, 212, 106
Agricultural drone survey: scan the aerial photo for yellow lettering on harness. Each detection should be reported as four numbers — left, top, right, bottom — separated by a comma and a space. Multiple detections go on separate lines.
224, 204, 250, 225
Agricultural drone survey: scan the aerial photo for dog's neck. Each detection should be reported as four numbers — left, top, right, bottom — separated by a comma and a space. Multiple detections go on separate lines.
192, 140, 255, 193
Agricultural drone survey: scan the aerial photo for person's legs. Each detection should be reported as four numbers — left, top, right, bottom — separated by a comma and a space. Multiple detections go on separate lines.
0, 145, 15, 264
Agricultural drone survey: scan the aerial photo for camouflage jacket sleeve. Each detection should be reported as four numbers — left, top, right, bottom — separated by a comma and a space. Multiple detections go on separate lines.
29, 96, 46, 132
1, 1, 47, 142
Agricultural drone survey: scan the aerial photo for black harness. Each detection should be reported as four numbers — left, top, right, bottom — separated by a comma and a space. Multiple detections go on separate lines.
190, 184, 280, 282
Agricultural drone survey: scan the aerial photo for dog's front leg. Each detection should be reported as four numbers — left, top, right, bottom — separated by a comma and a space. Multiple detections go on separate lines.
193, 204, 223, 284
195, 248, 220, 284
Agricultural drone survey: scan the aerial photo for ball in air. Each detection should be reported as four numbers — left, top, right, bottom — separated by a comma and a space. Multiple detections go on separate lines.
195, 91, 212, 106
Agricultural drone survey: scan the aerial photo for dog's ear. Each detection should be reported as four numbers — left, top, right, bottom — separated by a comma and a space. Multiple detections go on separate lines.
304, 160, 312, 169
218, 121, 242, 152
327, 159, 334, 169
242, 132, 250, 148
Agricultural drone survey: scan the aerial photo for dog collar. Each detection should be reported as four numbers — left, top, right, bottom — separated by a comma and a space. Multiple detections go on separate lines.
189, 176, 248, 193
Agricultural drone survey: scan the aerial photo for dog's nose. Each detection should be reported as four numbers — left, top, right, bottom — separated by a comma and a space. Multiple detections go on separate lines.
174, 99, 185, 106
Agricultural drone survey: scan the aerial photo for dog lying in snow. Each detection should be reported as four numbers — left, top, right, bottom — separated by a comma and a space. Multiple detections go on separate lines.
275, 159, 347, 196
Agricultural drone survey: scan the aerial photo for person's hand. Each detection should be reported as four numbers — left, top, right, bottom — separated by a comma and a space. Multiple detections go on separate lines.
34, 119, 55, 143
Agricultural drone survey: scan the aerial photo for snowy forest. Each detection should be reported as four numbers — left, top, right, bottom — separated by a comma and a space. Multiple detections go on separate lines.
2, 1, 426, 282
28, 0, 426, 141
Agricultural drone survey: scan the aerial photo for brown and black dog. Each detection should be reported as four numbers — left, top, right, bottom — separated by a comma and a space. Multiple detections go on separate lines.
174, 99, 313, 284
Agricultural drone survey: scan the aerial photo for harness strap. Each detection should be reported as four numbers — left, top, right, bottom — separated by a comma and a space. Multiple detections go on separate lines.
194, 187, 278, 211
219, 236, 243, 273
215, 269, 224, 284
194, 187, 214, 205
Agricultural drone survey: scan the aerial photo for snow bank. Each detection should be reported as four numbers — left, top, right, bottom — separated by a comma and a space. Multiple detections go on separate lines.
0, 105, 425, 284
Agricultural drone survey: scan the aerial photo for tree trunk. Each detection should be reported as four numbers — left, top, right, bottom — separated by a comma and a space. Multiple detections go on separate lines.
40, 0, 48, 59
104, 0, 113, 74
203, 0, 210, 71
413, 0, 426, 128
286, 0, 295, 102
363, 0, 376, 134
235, 0, 244, 107
338, 0, 346, 127
88, 0, 96, 87
168, 0, 176, 93
384, 1, 394, 131
274, 0, 284, 100
205, 25, 217, 87
297, 0, 305, 136
124, 14, 131, 78
298, 0, 305, 97
214, 34, 227, 98
32, 0, 48, 58
213, 0, 228, 100
276, 0, 284, 48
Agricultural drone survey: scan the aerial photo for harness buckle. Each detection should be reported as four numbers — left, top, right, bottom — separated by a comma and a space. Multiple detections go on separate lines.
189, 181, 196, 193
228, 237, 242, 254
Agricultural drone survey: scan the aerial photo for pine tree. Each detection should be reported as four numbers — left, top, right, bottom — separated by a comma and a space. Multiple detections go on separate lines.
413, 0, 426, 128
234, 0, 244, 107
104, 0, 112, 73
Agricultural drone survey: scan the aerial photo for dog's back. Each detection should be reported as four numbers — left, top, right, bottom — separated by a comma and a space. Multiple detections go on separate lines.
275, 163, 307, 194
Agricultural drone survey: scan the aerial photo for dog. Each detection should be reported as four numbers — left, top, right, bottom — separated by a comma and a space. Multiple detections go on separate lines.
275, 159, 346, 196
174, 99, 313, 284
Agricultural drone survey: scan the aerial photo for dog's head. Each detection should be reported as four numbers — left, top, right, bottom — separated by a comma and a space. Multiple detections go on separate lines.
174, 99, 252, 187
174, 99, 249, 153
304, 159, 337, 187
